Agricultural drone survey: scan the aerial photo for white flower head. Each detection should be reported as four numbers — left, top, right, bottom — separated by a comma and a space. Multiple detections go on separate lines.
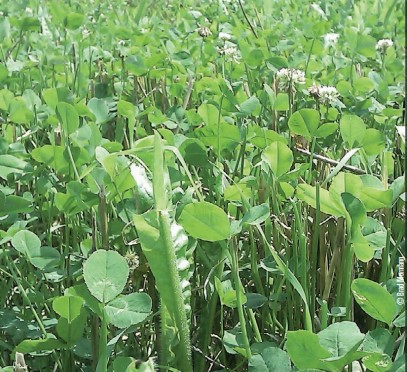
376, 39, 393, 51
276, 68, 306, 90
217, 45, 241, 63
324, 33, 339, 48
308, 83, 320, 97
196, 26, 212, 38
319, 86, 339, 104
308, 83, 340, 105
219, 31, 232, 41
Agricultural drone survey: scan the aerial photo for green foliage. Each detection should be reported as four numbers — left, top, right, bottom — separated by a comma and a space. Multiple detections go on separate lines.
0, 0, 404, 370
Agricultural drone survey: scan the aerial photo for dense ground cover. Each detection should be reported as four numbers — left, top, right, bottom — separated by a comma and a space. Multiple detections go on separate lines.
0, 0, 405, 371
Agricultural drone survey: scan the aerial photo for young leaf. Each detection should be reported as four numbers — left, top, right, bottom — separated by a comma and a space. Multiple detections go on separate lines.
288, 109, 320, 139
53, 296, 84, 322
317, 321, 365, 370
262, 142, 293, 178
249, 347, 292, 372
56, 102, 79, 135
286, 330, 331, 370
11, 230, 41, 257
179, 201, 230, 241
351, 278, 398, 325
83, 250, 129, 304
105, 293, 152, 328
340, 115, 366, 148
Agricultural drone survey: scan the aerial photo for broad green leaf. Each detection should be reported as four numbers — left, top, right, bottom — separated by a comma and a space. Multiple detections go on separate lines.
88, 98, 112, 124
56, 102, 79, 135
247, 126, 287, 148
241, 203, 270, 225
11, 230, 41, 257
317, 321, 364, 370
0, 195, 33, 215
262, 142, 293, 178
53, 296, 84, 322
362, 129, 386, 156
0, 155, 33, 180
65, 284, 102, 317
351, 278, 398, 325
29, 247, 61, 271
249, 347, 292, 372
362, 353, 393, 372
112, 357, 137, 372
224, 183, 251, 202
179, 201, 230, 241
350, 228, 374, 262
178, 138, 209, 168
83, 250, 129, 303
197, 103, 219, 125
329, 172, 363, 199
358, 188, 393, 212
389, 176, 405, 203
105, 293, 152, 328
0, 89, 14, 111
195, 122, 240, 153
296, 184, 345, 217
223, 328, 248, 357
288, 109, 320, 139
56, 311, 87, 345
31, 145, 66, 172
65, 12, 84, 30
340, 115, 366, 148
342, 192, 366, 227
273, 93, 289, 111
15, 338, 66, 353
42, 87, 74, 110
356, 34, 377, 58
9, 98, 33, 124
354, 77, 375, 94
286, 330, 331, 371
362, 328, 393, 355
20, 17, 41, 31
126, 54, 149, 76
244, 293, 268, 309
315, 123, 338, 138
239, 96, 260, 116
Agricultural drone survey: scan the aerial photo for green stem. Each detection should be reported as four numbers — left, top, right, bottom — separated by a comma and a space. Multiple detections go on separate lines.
225, 240, 252, 360
96, 309, 108, 372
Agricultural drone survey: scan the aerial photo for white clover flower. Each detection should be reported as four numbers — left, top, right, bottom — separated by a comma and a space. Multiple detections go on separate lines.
217, 45, 241, 63
308, 83, 339, 105
319, 86, 339, 104
324, 33, 339, 48
308, 83, 320, 97
196, 26, 212, 38
276, 68, 305, 90
219, 31, 232, 41
376, 39, 393, 51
